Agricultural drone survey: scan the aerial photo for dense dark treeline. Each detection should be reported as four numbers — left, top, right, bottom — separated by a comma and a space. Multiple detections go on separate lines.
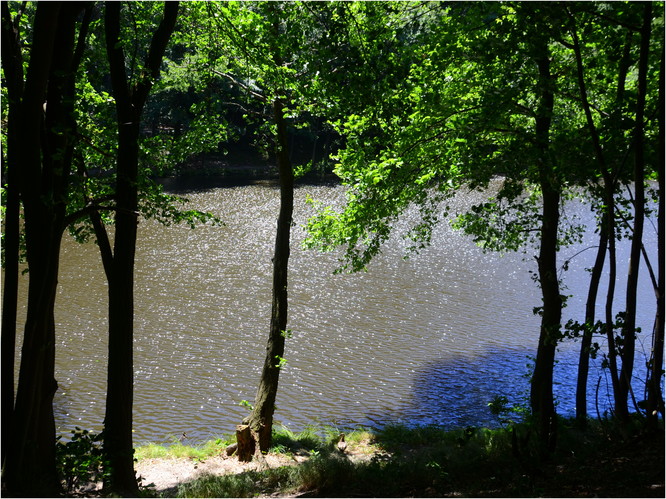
1, 1, 663, 496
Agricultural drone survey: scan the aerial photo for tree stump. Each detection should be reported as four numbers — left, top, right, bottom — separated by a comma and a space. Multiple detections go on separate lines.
235, 424, 255, 462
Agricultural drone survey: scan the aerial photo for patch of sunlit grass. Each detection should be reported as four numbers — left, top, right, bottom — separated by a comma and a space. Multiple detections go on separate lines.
134, 436, 232, 461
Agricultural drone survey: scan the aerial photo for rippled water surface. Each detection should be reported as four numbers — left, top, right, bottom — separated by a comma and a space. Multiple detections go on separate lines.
14, 180, 658, 443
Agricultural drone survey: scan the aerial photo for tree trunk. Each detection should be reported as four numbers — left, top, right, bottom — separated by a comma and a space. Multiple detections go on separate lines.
647, 46, 665, 430
239, 98, 295, 459
103, 120, 141, 495
567, 12, 610, 425
617, 2, 651, 423
236, 5, 295, 460
4, 3, 85, 495
604, 186, 622, 409
102, 9, 140, 490
102, 3, 178, 493
599, 31, 634, 417
576, 226, 608, 424
235, 425, 255, 462
530, 43, 560, 457
0, 1, 24, 468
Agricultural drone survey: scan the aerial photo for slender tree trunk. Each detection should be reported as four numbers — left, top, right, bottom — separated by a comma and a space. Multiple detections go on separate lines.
647, 47, 665, 429
236, 5, 295, 460
239, 98, 294, 459
102, 3, 178, 493
600, 31, 634, 416
530, 43, 560, 457
567, 12, 610, 425
617, 3, 652, 423
576, 227, 608, 424
604, 186, 622, 409
103, 120, 141, 496
0, 1, 24, 469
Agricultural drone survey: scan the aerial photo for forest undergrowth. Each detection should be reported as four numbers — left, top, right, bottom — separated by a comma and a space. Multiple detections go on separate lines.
122, 420, 665, 498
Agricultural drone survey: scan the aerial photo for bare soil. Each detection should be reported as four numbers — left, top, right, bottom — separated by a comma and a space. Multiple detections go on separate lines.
135, 452, 302, 496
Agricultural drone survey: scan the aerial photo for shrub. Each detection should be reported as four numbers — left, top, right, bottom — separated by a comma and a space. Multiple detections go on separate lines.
55, 428, 107, 494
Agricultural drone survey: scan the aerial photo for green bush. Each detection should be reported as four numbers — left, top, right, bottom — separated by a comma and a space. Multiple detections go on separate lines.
55, 428, 108, 494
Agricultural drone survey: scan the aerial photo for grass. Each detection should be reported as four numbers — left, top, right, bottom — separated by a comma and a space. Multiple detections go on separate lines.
135, 435, 232, 461
134, 425, 373, 462
172, 424, 515, 498
134, 420, 664, 498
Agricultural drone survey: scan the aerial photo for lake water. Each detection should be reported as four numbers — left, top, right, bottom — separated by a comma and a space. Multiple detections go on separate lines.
14, 179, 659, 443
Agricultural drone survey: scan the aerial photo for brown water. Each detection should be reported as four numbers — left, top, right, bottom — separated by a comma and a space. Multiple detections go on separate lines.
14, 180, 658, 443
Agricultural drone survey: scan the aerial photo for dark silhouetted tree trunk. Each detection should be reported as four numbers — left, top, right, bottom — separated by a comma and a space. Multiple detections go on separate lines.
604, 186, 622, 409
102, 2, 178, 494
0, 1, 25, 469
567, 11, 610, 425
4, 3, 86, 495
617, 2, 652, 423
576, 228, 608, 424
600, 31, 635, 416
530, 39, 561, 457
647, 46, 665, 430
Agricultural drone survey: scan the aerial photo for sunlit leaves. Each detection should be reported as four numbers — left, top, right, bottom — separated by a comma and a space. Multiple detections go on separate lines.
305, 1, 664, 274
137, 179, 222, 229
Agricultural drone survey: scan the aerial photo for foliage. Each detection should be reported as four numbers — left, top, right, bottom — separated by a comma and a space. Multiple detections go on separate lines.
58, 2, 223, 247
300, 1, 663, 451
238, 399, 254, 411
55, 428, 108, 494
3, 3, 663, 492
488, 395, 530, 428
304, 1, 661, 268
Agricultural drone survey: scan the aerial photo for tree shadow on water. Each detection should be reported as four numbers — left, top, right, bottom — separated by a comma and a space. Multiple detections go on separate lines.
374, 348, 536, 431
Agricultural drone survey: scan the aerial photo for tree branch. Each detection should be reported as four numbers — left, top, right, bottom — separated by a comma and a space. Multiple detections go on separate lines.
64, 203, 117, 228
210, 68, 267, 102
134, 1, 179, 107
75, 130, 115, 159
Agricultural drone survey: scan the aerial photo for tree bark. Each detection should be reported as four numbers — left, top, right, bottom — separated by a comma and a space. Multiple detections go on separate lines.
567, 11, 610, 425
530, 41, 560, 457
647, 46, 665, 430
102, 2, 178, 494
617, 2, 651, 423
576, 227, 608, 424
604, 185, 622, 410
0, 1, 25, 468
600, 30, 635, 417
235, 425, 255, 461
236, 5, 295, 459
239, 98, 295, 459
4, 3, 85, 495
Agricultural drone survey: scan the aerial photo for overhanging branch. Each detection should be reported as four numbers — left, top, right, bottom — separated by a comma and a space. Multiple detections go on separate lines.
210, 68, 267, 102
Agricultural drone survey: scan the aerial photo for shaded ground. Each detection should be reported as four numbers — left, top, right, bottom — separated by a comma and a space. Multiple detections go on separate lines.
135, 427, 664, 498
527, 431, 664, 498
